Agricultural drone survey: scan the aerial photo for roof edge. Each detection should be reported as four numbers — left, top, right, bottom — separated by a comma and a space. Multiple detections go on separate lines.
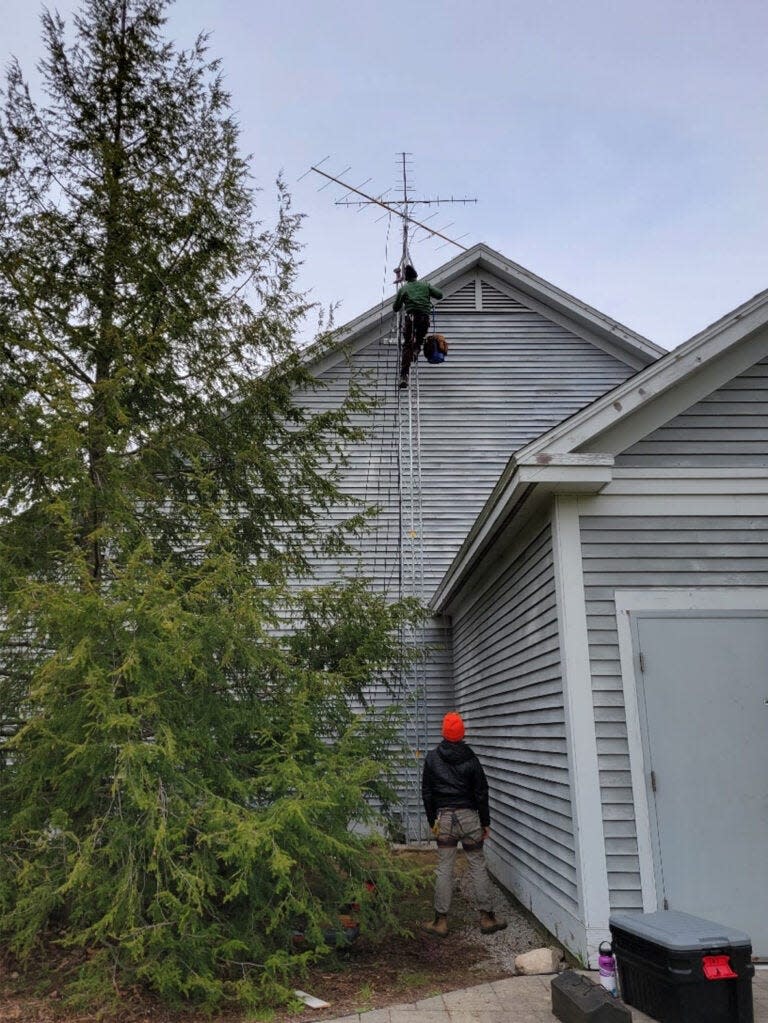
300, 242, 665, 373
471, 245, 664, 363
513, 282, 768, 461
432, 283, 768, 611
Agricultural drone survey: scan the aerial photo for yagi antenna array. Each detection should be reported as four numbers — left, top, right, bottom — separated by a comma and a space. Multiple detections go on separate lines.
301, 154, 476, 254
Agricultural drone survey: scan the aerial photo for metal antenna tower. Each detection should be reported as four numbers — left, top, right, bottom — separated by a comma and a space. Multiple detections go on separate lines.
306, 155, 476, 839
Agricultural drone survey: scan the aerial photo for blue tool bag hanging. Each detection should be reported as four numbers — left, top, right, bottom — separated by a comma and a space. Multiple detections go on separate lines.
423, 306, 448, 364
423, 333, 448, 363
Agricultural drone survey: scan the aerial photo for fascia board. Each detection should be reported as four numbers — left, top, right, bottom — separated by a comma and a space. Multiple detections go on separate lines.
517, 464, 614, 487
513, 287, 768, 461
584, 326, 768, 454
516, 452, 615, 467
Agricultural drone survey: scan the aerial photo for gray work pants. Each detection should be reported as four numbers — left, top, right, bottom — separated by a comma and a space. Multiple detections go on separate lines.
433, 807, 493, 915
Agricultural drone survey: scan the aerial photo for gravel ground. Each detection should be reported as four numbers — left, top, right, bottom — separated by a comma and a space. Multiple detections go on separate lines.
454, 860, 566, 974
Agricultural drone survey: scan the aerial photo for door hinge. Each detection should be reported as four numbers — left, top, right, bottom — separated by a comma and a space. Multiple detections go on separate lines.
639, 651, 646, 673
650, 770, 657, 793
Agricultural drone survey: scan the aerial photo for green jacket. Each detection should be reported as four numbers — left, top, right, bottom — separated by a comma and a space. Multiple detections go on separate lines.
393, 280, 443, 315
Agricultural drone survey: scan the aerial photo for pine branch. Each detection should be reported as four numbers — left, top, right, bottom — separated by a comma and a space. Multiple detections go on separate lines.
0, 1, 423, 1010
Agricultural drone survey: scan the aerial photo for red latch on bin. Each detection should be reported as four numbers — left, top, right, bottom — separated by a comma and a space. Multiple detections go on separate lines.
702, 955, 737, 980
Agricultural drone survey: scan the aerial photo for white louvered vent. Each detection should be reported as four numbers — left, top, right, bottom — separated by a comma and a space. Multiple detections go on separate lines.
439, 281, 476, 311
481, 280, 527, 311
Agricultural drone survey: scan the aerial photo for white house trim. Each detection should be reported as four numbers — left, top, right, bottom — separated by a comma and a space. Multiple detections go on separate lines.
616, 589, 768, 613
576, 495, 768, 516
615, 600, 661, 913
614, 589, 768, 914
552, 496, 611, 964
516, 463, 614, 488
513, 287, 768, 461
612, 467, 768, 479
584, 328, 768, 455
601, 476, 768, 496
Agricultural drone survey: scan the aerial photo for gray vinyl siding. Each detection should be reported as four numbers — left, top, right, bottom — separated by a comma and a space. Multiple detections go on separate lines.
580, 513, 768, 911
617, 356, 768, 467
310, 276, 634, 598
451, 524, 579, 918
300, 278, 634, 750
298, 274, 635, 836
580, 353, 768, 911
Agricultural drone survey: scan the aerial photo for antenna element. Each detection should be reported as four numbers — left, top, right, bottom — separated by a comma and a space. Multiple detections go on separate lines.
308, 153, 476, 260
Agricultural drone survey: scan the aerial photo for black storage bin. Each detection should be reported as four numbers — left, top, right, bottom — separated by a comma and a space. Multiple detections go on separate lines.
609, 910, 754, 1023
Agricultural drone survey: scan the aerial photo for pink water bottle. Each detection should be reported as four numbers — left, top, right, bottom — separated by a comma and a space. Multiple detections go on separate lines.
598, 941, 617, 996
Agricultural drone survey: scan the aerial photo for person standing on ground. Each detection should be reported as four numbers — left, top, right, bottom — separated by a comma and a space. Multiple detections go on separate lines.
421, 711, 507, 937
392, 264, 443, 388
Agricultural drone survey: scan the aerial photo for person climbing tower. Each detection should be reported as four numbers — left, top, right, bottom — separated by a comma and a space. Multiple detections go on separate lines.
393, 264, 443, 388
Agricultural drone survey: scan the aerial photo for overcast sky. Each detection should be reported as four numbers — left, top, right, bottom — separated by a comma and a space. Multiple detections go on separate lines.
4, 0, 768, 350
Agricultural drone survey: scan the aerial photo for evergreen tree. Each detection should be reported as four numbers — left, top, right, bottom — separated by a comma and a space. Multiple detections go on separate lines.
0, 1, 421, 1008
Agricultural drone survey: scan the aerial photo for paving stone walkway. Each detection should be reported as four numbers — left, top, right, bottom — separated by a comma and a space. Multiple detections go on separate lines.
322, 969, 768, 1023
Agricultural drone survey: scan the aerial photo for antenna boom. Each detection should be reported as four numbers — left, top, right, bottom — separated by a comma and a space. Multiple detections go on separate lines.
310, 166, 469, 252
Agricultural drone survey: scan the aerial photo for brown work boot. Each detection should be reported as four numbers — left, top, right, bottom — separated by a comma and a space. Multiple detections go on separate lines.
422, 913, 448, 938
479, 911, 507, 935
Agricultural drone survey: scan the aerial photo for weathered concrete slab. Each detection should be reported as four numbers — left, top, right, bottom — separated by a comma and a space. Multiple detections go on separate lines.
348, 970, 768, 1023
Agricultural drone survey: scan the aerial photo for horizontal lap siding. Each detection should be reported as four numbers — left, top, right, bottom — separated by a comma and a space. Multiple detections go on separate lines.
451, 525, 578, 916
617, 357, 768, 467
298, 278, 638, 838
304, 279, 634, 751
581, 513, 768, 910
316, 305, 632, 596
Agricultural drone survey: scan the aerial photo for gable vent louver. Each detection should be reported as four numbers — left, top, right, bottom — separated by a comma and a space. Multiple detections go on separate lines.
480, 281, 527, 311
439, 281, 476, 312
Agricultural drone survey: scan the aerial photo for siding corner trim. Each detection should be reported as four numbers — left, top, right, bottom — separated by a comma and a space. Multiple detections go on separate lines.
552, 496, 611, 960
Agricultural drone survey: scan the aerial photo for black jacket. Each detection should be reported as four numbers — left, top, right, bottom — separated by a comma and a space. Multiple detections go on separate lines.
421, 739, 490, 828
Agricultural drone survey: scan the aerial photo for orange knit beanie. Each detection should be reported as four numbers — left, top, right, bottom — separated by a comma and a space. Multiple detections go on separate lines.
442, 711, 465, 742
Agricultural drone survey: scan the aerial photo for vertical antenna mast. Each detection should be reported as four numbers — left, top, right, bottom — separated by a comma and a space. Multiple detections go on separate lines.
400, 152, 410, 269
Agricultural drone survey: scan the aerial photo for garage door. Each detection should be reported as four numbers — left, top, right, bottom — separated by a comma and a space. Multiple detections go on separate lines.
632, 611, 768, 957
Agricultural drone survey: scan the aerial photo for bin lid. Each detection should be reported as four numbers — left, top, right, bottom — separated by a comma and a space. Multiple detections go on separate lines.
609, 911, 752, 952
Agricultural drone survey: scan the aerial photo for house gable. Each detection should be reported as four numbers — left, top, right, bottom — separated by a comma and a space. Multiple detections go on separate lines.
615, 356, 768, 468
305, 243, 663, 381
309, 284, 638, 600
